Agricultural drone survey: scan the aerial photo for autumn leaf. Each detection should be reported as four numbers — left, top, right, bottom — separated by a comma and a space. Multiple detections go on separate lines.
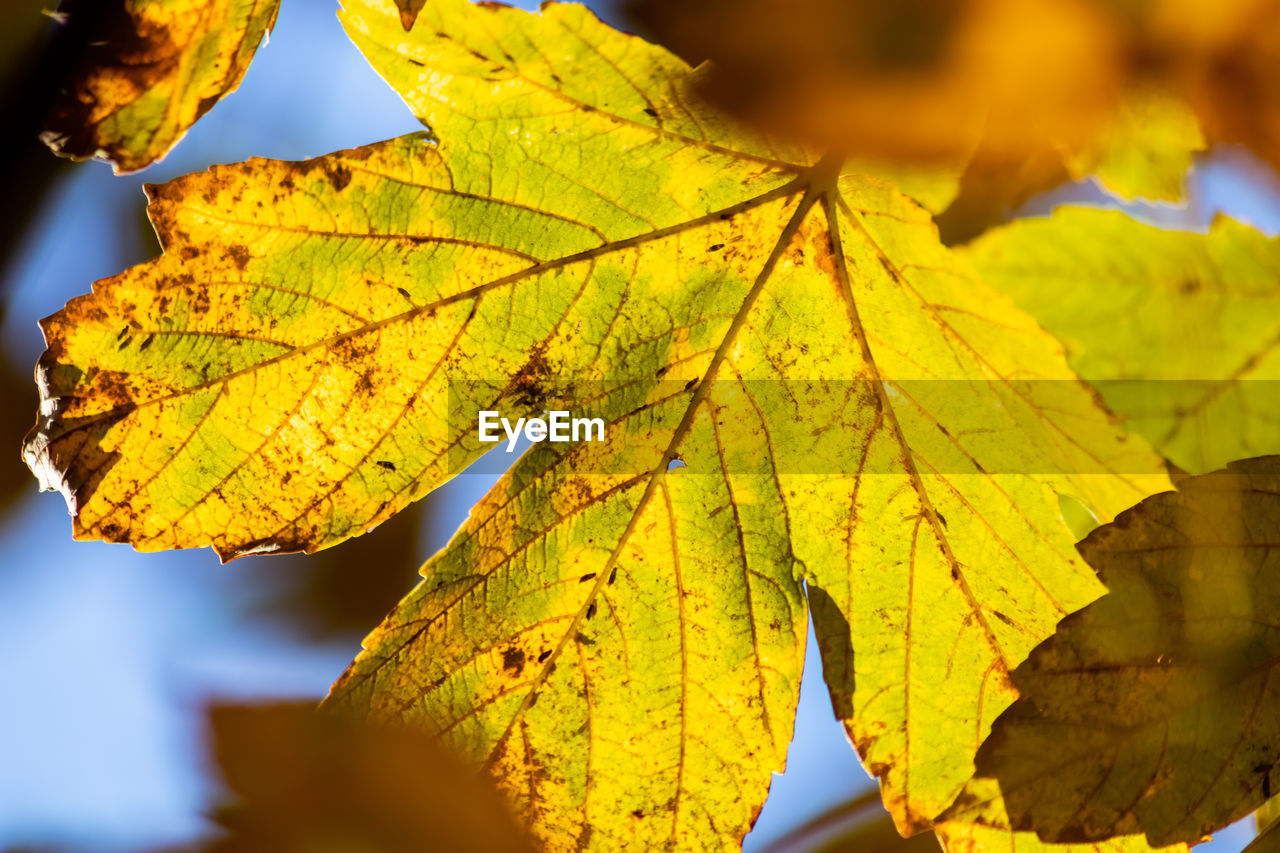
964, 208, 1280, 474
41, 0, 280, 173
326, 0, 1172, 845
25, 0, 1173, 848
207, 703, 535, 853
941, 457, 1280, 847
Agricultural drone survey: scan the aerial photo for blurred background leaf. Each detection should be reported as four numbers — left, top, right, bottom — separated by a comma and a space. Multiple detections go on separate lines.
964, 209, 1280, 475
625, 0, 1125, 164
936, 89, 1205, 243
243, 501, 426, 643
203, 703, 536, 853
623, 0, 1276, 245
944, 457, 1280, 846
761, 790, 941, 853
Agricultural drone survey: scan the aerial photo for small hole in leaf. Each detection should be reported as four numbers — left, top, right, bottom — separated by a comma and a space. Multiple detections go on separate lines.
1058, 492, 1100, 542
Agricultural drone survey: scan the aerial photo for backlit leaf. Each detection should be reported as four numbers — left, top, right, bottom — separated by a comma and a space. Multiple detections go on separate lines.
331, 0, 1167, 845
964, 208, 1280, 474
41, 0, 280, 173
25, 0, 1171, 848
941, 457, 1280, 846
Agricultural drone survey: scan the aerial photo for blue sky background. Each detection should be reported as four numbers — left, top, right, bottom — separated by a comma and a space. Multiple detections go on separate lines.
0, 1, 1277, 850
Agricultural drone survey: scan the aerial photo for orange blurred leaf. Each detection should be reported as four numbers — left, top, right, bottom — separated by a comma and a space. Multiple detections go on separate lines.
626, 0, 1126, 163
208, 703, 535, 853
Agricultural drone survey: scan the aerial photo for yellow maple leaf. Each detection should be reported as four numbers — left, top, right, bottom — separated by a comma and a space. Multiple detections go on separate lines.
24, 0, 1175, 849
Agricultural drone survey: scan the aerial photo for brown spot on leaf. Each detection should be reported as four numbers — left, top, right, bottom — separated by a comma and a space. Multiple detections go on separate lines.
195, 94, 219, 120
327, 163, 352, 192
502, 647, 525, 675
511, 343, 554, 409
227, 244, 250, 271
97, 521, 127, 541
332, 332, 378, 366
